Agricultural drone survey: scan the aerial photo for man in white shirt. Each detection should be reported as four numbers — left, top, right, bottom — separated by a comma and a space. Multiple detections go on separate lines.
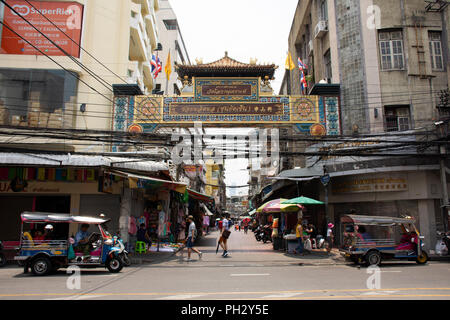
185, 215, 202, 261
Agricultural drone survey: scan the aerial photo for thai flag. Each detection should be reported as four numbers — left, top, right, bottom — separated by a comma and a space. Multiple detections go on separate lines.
298, 57, 307, 71
151, 54, 162, 79
300, 71, 308, 92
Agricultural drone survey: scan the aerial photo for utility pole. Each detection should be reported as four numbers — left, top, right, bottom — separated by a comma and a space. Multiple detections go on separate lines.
439, 143, 449, 231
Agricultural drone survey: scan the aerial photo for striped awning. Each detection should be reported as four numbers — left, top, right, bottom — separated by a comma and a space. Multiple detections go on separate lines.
111, 171, 187, 194
187, 189, 214, 203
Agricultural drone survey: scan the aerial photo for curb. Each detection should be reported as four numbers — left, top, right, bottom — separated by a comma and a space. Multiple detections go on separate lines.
129, 246, 184, 265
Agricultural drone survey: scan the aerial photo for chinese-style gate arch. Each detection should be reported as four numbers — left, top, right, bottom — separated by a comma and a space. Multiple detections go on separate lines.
113, 53, 341, 136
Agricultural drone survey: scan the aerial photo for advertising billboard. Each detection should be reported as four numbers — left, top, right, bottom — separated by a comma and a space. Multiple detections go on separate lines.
0, 0, 84, 57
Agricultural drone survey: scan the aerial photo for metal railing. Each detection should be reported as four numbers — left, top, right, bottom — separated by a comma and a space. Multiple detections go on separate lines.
20, 240, 68, 249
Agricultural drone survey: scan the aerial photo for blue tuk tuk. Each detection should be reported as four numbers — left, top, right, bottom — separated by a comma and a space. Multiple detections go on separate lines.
339, 214, 429, 266
15, 212, 127, 276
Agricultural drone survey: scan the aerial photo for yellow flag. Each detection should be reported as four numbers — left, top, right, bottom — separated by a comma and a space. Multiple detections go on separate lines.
165, 51, 172, 80
285, 52, 295, 71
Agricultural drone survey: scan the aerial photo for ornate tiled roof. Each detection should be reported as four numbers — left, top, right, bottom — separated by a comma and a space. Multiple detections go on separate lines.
175, 52, 278, 79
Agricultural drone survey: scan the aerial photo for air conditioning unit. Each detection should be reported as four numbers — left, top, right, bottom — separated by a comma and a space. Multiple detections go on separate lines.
314, 20, 328, 39
308, 40, 314, 54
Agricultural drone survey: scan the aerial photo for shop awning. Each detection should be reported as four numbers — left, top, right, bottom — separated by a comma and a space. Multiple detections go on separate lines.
201, 203, 214, 216
187, 189, 214, 203
112, 171, 187, 194
21, 212, 110, 224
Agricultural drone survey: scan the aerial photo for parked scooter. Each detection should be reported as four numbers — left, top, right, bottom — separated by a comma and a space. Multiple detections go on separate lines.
262, 225, 272, 244
435, 231, 450, 256
0, 241, 6, 267
316, 235, 326, 249
255, 226, 263, 242
113, 235, 131, 266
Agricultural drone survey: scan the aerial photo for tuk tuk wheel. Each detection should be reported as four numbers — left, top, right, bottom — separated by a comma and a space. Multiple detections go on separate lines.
416, 251, 428, 264
31, 257, 52, 276
0, 253, 6, 267
365, 251, 381, 267
106, 257, 123, 273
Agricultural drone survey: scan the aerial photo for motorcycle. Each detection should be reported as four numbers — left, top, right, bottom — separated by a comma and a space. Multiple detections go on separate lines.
0, 241, 6, 267
435, 231, 450, 256
255, 226, 263, 242
316, 235, 326, 249
113, 236, 131, 266
262, 225, 272, 244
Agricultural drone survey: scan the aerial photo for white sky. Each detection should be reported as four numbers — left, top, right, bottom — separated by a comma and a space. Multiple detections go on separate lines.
169, 0, 298, 196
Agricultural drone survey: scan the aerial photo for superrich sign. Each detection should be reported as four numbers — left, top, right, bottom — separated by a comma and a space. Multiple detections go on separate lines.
0, 0, 84, 57
195, 78, 259, 102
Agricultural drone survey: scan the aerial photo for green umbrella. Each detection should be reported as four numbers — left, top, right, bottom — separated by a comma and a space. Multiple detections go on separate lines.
282, 196, 324, 205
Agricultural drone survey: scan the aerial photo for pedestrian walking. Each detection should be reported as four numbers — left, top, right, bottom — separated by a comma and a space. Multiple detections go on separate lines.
293, 218, 304, 255
184, 215, 202, 261
219, 215, 231, 257
326, 223, 334, 255
243, 219, 249, 234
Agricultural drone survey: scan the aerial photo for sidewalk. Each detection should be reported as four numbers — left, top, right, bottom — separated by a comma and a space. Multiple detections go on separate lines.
129, 230, 347, 266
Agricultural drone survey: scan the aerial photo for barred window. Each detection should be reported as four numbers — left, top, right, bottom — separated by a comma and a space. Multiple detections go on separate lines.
379, 30, 404, 70
385, 106, 411, 132
429, 32, 444, 71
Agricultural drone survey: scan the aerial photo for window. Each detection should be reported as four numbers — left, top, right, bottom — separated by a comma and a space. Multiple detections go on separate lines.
384, 106, 411, 132
429, 32, 444, 71
320, 0, 328, 21
324, 49, 332, 80
379, 30, 404, 70
163, 19, 177, 31
0, 68, 77, 118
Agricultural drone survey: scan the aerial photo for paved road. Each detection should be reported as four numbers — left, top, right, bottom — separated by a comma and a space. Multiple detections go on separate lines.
0, 229, 449, 300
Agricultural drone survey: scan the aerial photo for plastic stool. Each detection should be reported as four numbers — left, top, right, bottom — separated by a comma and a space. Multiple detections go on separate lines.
135, 241, 146, 254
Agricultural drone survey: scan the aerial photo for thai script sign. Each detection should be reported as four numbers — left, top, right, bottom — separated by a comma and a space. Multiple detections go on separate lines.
195, 78, 259, 102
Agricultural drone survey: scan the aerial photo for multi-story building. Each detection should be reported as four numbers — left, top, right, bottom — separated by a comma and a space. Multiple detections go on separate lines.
276, 0, 450, 250
0, 0, 160, 143
283, 0, 449, 135
154, 0, 190, 95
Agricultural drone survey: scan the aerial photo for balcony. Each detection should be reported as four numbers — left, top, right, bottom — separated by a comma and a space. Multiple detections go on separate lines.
127, 61, 146, 93
132, 0, 151, 15
129, 10, 149, 62
145, 14, 158, 51
142, 62, 153, 89
314, 20, 328, 39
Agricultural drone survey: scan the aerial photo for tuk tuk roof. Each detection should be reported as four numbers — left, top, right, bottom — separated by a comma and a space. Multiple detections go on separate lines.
21, 212, 110, 224
341, 214, 415, 226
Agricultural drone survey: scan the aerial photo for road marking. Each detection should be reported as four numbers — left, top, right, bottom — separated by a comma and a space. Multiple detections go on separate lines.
361, 290, 398, 295
281, 294, 450, 300
3, 287, 450, 298
263, 292, 304, 298
230, 273, 270, 277
158, 294, 204, 300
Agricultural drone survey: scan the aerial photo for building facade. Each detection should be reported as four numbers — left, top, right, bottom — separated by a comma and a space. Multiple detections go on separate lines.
154, 0, 190, 95
276, 0, 450, 251
0, 0, 160, 143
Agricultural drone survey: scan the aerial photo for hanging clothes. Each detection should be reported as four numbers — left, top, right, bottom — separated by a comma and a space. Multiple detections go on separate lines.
128, 216, 137, 235
137, 215, 146, 228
